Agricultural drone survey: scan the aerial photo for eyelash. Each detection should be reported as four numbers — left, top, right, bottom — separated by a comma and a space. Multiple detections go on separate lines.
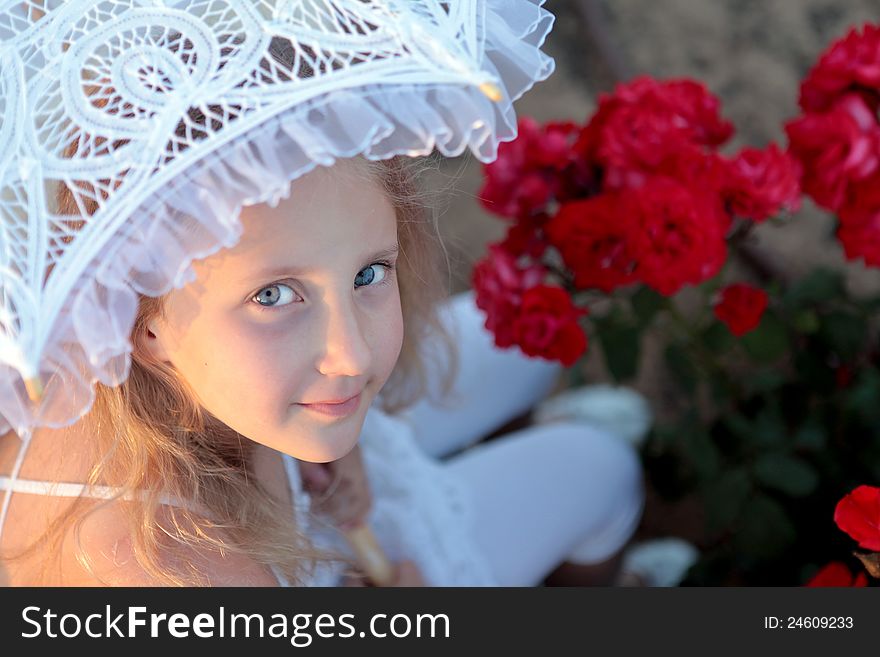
250, 260, 396, 313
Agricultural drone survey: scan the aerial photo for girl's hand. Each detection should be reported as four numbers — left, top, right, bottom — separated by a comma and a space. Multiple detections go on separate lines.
298, 445, 372, 531
388, 559, 427, 587
341, 560, 427, 587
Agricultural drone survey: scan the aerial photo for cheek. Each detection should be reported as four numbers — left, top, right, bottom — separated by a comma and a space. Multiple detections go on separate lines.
373, 291, 405, 381
167, 314, 298, 420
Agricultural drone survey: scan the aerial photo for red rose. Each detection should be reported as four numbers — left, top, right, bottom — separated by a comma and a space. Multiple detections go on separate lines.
785, 94, 880, 211
499, 212, 550, 260
472, 244, 546, 348
655, 148, 732, 229
724, 144, 803, 222
532, 120, 582, 169
576, 77, 733, 185
479, 117, 586, 219
656, 147, 730, 197
712, 283, 769, 337
624, 178, 729, 296
512, 285, 588, 366
834, 484, 880, 551
799, 23, 880, 113
806, 561, 869, 587
544, 194, 640, 293
836, 173, 880, 267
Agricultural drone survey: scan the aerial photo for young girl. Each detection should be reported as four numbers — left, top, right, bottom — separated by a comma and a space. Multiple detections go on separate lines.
0, 0, 644, 586
0, 153, 645, 586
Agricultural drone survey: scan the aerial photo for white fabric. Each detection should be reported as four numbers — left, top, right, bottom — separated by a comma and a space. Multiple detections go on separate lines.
0, 0, 556, 438
0, 474, 181, 508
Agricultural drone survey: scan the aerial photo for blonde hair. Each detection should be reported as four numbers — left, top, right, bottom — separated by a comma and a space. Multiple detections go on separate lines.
0, 149, 461, 586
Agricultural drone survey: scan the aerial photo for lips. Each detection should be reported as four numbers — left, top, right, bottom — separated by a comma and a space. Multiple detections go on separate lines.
301, 392, 360, 406
296, 391, 363, 418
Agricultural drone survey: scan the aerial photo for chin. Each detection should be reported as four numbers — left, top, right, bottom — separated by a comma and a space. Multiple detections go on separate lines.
276, 415, 364, 462
296, 434, 360, 463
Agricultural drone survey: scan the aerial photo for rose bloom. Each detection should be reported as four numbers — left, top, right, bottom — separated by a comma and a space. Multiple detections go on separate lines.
576, 76, 734, 182
479, 117, 584, 219
805, 561, 869, 587
498, 212, 551, 260
724, 144, 802, 222
656, 147, 730, 196
471, 243, 546, 348
799, 23, 880, 113
655, 147, 732, 228
544, 194, 640, 293
712, 283, 769, 337
512, 285, 588, 366
837, 175, 880, 267
624, 178, 729, 297
834, 484, 880, 552
785, 94, 880, 211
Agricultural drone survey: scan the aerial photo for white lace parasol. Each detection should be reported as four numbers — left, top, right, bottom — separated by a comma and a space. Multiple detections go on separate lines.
0, 0, 556, 438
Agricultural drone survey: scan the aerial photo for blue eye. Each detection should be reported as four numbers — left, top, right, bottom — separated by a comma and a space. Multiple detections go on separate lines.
355, 261, 394, 289
253, 283, 297, 308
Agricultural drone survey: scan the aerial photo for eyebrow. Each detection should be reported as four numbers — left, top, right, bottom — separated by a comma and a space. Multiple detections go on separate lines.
243, 244, 400, 282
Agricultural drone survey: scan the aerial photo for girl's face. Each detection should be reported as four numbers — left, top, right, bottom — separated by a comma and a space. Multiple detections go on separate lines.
146, 158, 404, 462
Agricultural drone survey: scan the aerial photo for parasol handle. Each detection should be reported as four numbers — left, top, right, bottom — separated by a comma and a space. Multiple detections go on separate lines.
342, 523, 395, 587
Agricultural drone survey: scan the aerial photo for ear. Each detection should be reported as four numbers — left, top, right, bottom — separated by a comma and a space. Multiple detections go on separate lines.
142, 318, 172, 364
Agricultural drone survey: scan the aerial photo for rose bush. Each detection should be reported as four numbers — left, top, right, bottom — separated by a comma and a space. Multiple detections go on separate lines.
470, 23, 880, 586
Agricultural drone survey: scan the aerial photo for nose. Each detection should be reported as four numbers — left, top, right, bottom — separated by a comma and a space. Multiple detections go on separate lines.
314, 291, 372, 378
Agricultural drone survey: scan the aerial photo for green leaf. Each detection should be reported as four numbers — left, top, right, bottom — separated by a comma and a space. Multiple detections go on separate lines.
649, 424, 680, 449
722, 413, 754, 444
733, 494, 797, 559
743, 369, 786, 397
783, 268, 845, 308
751, 404, 788, 449
844, 368, 880, 422
741, 311, 789, 363
596, 317, 641, 383
818, 311, 865, 362
664, 343, 697, 395
684, 429, 721, 480
792, 309, 820, 334
631, 286, 667, 328
704, 468, 751, 535
708, 371, 732, 405
793, 347, 836, 395
793, 422, 827, 451
753, 453, 819, 497
701, 321, 734, 353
